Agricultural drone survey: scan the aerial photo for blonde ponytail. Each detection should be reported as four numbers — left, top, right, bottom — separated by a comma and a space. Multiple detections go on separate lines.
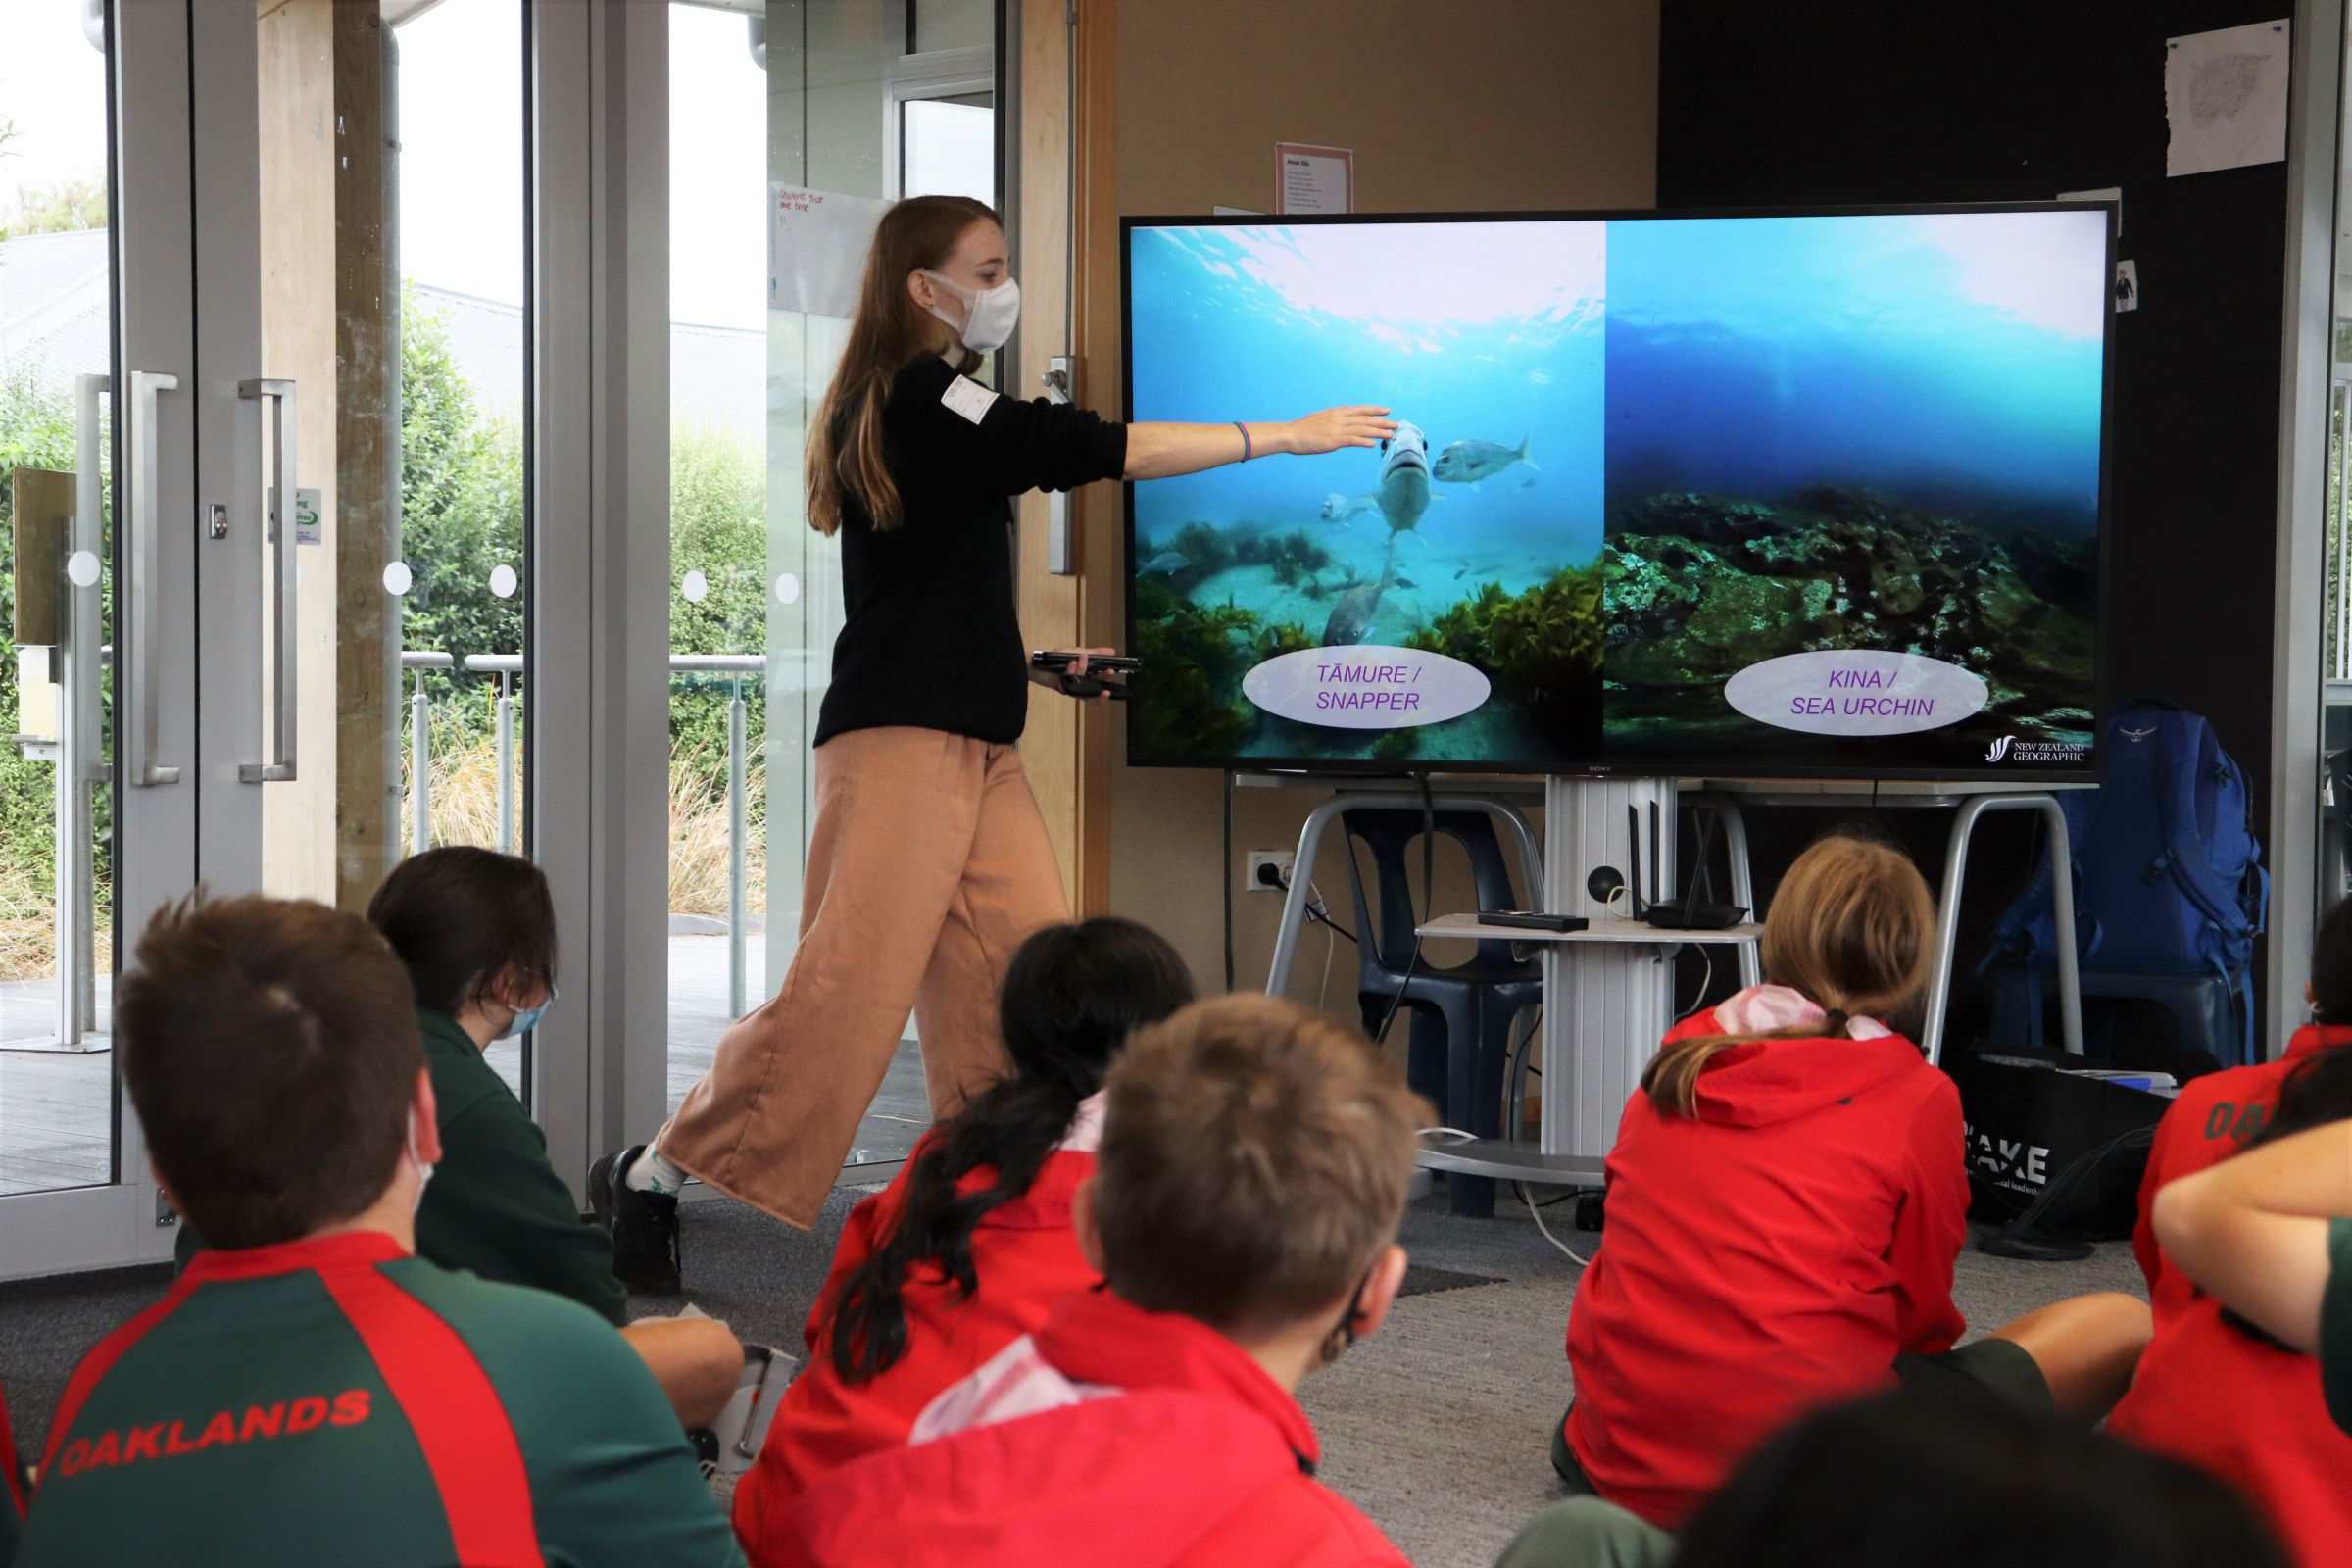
1642, 836, 1935, 1118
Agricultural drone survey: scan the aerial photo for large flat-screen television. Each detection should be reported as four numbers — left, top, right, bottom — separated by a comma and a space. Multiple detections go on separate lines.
1121, 205, 2112, 780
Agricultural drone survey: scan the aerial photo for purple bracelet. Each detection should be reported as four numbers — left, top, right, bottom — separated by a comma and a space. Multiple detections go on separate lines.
1234, 420, 1252, 461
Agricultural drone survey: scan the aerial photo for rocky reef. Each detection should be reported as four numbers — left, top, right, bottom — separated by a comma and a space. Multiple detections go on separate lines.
1601, 485, 2096, 748
1136, 522, 1334, 591
1406, 564, 1604, 737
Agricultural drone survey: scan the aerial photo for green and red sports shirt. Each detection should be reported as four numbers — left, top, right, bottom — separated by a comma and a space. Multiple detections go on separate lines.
17, 1230, 742, 1568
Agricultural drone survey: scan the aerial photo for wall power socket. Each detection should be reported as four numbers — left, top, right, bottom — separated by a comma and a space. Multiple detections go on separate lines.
1246, 851, 1297, 891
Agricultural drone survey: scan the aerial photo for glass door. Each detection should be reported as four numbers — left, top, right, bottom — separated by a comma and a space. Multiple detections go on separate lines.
242, 0, 534, 1099
0, 0, 205, 1277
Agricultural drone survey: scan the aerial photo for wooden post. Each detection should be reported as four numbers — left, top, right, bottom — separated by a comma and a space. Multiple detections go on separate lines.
259, 0, 342, 904
1014, 0, 1116, 917
9, 467, 72, 647
334, 0, 398, 909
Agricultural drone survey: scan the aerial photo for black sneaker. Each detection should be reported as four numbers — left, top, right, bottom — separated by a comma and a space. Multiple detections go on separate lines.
589, 1144, 683, 1294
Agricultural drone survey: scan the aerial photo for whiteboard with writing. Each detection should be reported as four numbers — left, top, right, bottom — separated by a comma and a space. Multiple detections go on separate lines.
769, 184, 892, 318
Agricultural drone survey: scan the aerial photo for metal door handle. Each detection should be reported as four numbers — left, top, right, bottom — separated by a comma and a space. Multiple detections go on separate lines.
124, 369, 179, 787
1045, 355, 1077, 576
239, 378, 297, 782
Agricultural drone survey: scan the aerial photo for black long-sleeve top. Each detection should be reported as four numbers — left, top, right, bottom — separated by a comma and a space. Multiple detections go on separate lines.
813, 355, 1129, 748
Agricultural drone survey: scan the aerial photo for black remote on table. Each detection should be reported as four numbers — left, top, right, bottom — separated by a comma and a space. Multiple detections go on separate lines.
1482, 911, 1590, 933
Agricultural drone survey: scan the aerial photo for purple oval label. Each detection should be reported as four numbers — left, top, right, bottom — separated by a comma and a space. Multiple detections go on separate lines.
1724, 651, 1986, 735
1241, 648, 1492, 729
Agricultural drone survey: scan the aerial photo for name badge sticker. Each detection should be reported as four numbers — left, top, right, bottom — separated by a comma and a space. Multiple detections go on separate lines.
941, 375, 999, 425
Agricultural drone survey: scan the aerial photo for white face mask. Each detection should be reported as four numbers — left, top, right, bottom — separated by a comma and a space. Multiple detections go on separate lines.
921, 269, 1021, 354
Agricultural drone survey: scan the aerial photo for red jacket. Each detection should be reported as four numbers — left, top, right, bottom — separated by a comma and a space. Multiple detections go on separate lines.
736, 1144, 1102, 1556
2108, 1291, 2352, 1568
2133, 1025, 2352, 1325
2108, 1023, 2352, 1568
1565, 1002, 1970, 1527
764, 1290, 1409, 1568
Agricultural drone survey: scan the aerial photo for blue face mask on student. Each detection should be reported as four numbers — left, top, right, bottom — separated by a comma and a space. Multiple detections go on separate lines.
501, 988, 556, 1040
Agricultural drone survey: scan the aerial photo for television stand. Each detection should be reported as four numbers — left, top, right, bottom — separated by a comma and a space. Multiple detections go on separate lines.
1401, 776, 2086, 1190
1410, 909, 1763, 1189
1687, 780, 2087, 1064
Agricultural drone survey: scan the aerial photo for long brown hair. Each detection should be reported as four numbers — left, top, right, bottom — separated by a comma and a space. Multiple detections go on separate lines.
1642, 833, 1936, 1117
806, 194, 1002, 536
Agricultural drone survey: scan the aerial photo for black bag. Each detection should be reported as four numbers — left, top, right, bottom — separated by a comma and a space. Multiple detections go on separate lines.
1950, 1040, 2168, 1241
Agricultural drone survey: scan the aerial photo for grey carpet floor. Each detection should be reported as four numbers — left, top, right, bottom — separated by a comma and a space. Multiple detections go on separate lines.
0, 1187, 2143, 1566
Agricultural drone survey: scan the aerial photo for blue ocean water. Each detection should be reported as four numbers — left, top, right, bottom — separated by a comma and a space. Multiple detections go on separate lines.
1121, 212, 2109, 769
1128, 221, 1607, 642
1602, 213, 2107, 527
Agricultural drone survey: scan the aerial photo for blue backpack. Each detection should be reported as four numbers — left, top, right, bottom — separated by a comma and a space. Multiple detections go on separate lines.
1982, 701, 2269, 1063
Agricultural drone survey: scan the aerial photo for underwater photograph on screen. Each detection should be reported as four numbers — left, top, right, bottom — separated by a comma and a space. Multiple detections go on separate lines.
1126, 220, 1609, 768
1122, 207, 2110, 776
1598, 211, 2108, 772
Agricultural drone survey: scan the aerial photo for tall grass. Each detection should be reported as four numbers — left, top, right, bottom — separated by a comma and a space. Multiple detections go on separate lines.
0, 856, 111, 986
0, 731, 760, 985
401, 731, 766, 915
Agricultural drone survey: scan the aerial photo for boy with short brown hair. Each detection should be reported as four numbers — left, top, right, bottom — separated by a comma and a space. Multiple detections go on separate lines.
760, 995, 1427, 1568
16, 895, 742, 1568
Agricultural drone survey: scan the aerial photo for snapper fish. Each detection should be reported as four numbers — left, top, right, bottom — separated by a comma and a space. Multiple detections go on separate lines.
1433, 435, 1539, 489
1321, 491, 1380, 524
1321, 580, 1385, 647
1373, 420, 1434, 535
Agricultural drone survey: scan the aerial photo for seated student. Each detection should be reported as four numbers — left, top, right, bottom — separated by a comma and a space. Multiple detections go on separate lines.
1561, 834, 2150, 1528
177, 847, 741, 1430
15, 894, 743, 1568
1498, 1382, 2286, 1568
2154, 1118, 2352, 1437
2132, 898, 2352, 1326
2108, 1044, 2352, 1566
765, 994, 1426, 1567
734, 917, 1191, 1544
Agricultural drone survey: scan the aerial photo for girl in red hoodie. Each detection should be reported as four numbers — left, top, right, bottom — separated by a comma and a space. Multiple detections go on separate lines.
1562, 833, 2151, 1528
2109, 1036, 2352, 1568
734, 917, 1192, 1553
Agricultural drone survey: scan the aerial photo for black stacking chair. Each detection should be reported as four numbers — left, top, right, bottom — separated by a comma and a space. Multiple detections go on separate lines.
1343, 808, 1544, 1217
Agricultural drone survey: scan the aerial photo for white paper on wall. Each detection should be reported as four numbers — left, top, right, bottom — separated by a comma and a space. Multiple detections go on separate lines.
2165, 21, 2290, 178
1275, 143, 1352, 215
769, 185, 893, 318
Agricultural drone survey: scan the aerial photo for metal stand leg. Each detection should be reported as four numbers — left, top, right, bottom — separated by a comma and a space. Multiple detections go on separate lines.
1920, 793, 2082, 1065
1264, 791, 1544, 996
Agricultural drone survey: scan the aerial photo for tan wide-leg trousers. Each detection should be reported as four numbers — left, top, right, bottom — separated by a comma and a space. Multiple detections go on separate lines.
658, 726, 1070, 1228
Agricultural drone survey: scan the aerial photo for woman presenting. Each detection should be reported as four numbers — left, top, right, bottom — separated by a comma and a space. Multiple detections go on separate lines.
592, 194, 1393, 1289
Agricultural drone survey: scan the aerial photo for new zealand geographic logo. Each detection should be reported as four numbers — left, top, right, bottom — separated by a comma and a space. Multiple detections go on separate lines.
1985, 735, 2015, 762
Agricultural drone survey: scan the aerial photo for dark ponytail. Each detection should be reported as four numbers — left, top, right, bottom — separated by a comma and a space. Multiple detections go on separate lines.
2310, 898, 2352, 1023
825, 917, 1194, 1382
365, 846, 557, 1015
